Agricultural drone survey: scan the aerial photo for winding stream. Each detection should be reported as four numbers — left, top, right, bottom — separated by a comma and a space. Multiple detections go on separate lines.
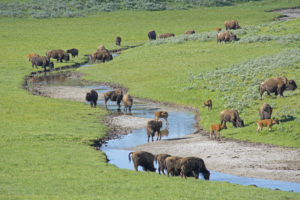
28, 72, 300, 193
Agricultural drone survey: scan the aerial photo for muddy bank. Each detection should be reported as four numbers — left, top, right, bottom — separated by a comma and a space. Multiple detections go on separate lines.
272, 7, 300, 21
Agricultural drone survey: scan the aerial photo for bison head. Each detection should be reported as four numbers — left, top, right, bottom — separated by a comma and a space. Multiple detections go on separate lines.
236, 118, 244, 127
286, 80, 297, 91
203, 171, 210, 180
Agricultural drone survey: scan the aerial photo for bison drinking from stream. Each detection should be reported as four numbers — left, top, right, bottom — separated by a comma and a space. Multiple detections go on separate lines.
128, 151, 156, 172
180, 157, 210, 180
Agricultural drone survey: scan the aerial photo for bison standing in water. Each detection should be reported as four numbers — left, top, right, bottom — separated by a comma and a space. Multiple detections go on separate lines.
259, 103, 272, 120
148, 30, 157, 40
115, 36, 122, 46
128, 151, 156, 172
104, 89, 123, 110
220, 109, 244, 128
259, 77, 297, 100
154, 153, 171, 175
31, 56, 54, 71
180, 157, 210, 180
224, 20, 240, 30
91, 50, 113, 64
85, 89, 98, 108
146, 120, 163, 142
217, 31, 238, 43
122, 93, 133, 113
47, 49, 70, 63
66, 48, 78, 58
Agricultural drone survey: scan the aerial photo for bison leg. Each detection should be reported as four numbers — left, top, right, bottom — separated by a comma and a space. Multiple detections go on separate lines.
260, 88, 265, 100
104, 98, 108, 108
134, 163, 139, 171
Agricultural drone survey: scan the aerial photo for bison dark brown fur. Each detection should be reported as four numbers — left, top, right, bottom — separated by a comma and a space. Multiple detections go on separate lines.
164, 156, 182, 176
128, 151, 156, 172
146, 120, 163, 142
47, 49, 70, 63
115, 36, 122, 46
104, 89, 123, 110
180, 157, 210, 180
259, 103, 272, 120
220, 109, 244, 128
148, 30, 157, 40
224, 20, 240, 30
66, 48, 78, 58
86, 89, 98, 108
91, 50, 113, 64
259, 77, 297, 100
154, 154, 171, 175
31, 56, 54, 71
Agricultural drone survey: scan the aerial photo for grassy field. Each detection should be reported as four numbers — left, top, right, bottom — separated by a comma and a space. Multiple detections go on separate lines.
0, 0, 300, 199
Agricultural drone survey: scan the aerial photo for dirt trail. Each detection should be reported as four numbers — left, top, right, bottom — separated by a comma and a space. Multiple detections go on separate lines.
32, 84, 300, 183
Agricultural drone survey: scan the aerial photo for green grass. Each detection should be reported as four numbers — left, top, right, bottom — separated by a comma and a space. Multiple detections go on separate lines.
0, 0, 300, 199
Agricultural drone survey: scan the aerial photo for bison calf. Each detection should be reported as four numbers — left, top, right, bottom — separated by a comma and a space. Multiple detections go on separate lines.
27, 53, 39, 62
66, 48, 78, 58
210, 123, 227, 140
154, 154, 171, 175
256, 118, 279, 133
104, 89, 123, 110
202, 99, 212, 110
122, 93, 133, 113
128, 151, 156, 172
86, 89, 98, 108
180, 157, 210, 180
146, 120, 163, 142
259, 103, 272, 120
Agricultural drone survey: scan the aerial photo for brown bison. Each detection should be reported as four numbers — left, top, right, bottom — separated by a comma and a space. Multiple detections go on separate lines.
260, 77, 297, 100
180, 157, 210, 180
122, 93, 133, 113
215, 27, 222, 32
165, 156, 182, 176
158, 33, 175, 39
217, 31, 238, 43
27, 53, 39, 61
220, 109, 244, 128
154, 154, 171, 175
224, 20, 240, 30
85, 89, 98, 108
157, 127, 169, 138
128, 151, 156, 172
91, 50, 113, 64
97, 45, 106, 52
115, 36, 121, 46
148, 30, 157, 40
209, 123, 227, 140
66, 48, 78, 58
31, 56, 54, 71
256, 118, 279, 133
47, 49, 70, 63
146, 120, 163, 142
202, 99, 212, 110
104, 89, 123, 110
259, 103, 272, 120
185, 30, 195, 35
154, 111, 168, 125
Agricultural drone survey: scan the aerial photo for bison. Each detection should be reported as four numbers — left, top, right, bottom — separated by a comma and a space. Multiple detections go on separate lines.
209, 123, 227, 140
104, 89, 123, 110
259, 103, 272, 120
27, 53, 39, 61
154, 154, 171, 175
31, 56, 54, 71
97, 45, 106, 52
148, 30, 157, 40
47, 49, 70, 63
224, 20, 240, 30
260, 77, 297, 100
202, 99, 212, 110
122, 93, 133, 113
66, 48, 78, 58
158, 33, 175, 39
154, 111, 168, 125
256, 118, 279, 133
217, 31, 238, 43
215, 27, 222, 32
180, 157, 210, 180
115, 36, 122, 46
146, 120, 163, 142
91, 50, 113, 64
164, 156, 183, 176
185, 30, 195, 35
85, 89, 98, 108
220, 109, 244, 128
128, 151, 156, 172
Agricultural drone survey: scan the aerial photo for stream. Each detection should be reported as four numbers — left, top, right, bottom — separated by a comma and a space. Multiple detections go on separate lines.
28, 72, 300, 193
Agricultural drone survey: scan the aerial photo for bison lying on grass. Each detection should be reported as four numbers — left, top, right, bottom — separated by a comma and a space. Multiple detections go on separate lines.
154, 154, 171, 175
220, 109, 244, 128
104, 89, 123, 110
85, 89, 98, 108
128, 151, 156, 172
146, 120, 163, 142
259, 77, 297, 100
180, 157, 210, 180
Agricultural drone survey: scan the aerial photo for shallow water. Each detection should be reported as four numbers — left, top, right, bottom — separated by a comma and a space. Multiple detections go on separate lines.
31, 72, 300, 193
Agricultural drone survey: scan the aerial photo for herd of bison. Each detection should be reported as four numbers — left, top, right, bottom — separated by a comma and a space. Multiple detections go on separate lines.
27, 20, 297, 180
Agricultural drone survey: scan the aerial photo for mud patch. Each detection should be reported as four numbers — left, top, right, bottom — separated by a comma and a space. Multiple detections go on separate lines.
272, 7, 300, 21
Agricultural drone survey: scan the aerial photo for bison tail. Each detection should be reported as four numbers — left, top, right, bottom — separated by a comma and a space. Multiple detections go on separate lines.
128, 152, 133, 162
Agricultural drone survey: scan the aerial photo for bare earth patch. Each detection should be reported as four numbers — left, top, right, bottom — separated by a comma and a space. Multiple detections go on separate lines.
33, 82, 300, 183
